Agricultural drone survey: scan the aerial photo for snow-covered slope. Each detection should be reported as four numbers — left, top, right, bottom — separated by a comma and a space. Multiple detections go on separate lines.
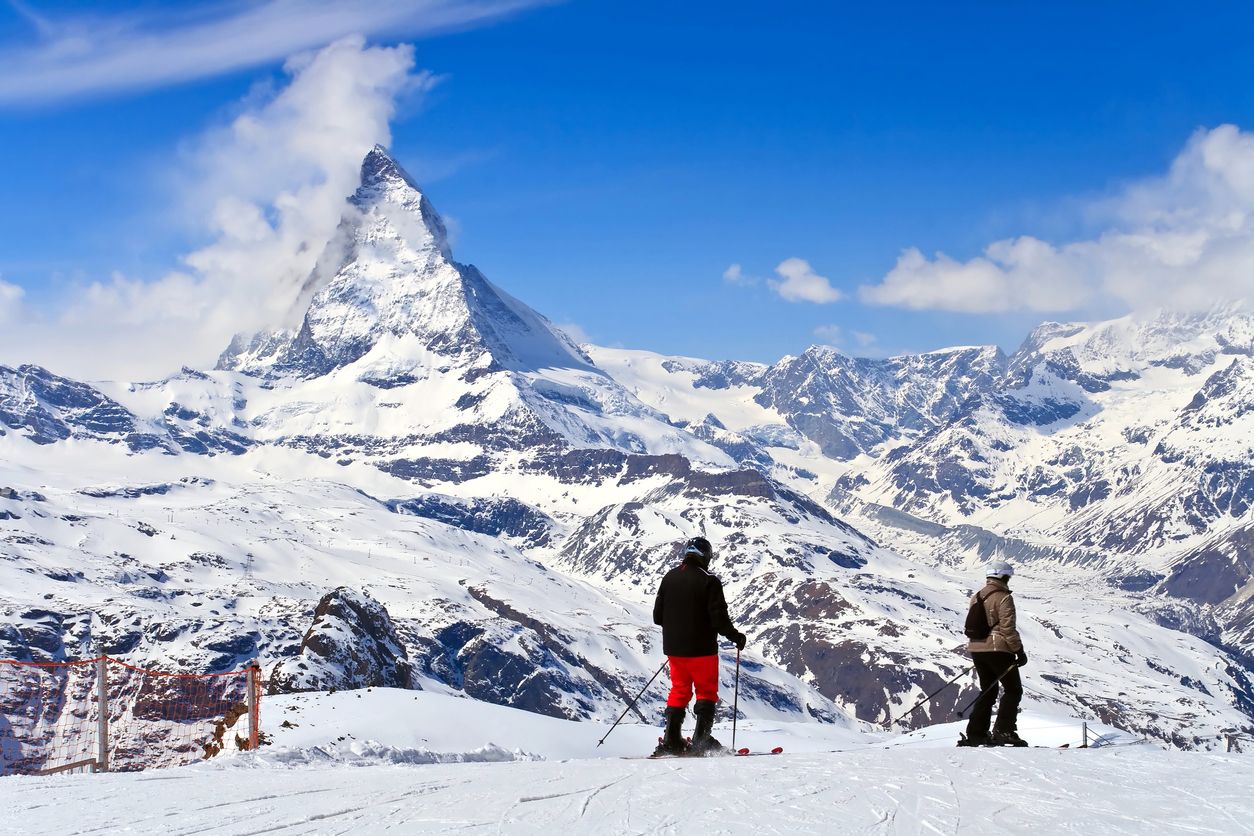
0, 690, 1248, 836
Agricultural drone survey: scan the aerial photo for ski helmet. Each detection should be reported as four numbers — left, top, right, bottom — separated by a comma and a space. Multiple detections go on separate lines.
984, 560, 1014, 579
683, 537, 714, 567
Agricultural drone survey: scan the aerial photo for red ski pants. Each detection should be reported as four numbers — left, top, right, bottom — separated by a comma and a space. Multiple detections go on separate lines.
666, 655, 719, 708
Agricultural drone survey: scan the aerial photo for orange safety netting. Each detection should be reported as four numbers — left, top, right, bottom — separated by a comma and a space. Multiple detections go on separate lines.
0, 656, 260, 776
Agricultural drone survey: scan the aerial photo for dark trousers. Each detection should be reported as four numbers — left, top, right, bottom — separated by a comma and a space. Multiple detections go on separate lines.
967, 651, 1022, 735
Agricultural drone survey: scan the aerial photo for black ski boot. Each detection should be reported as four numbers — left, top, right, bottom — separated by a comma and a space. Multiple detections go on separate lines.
957, 731, 991, 747
688, 699, 724, 756
651, 706, 688, 757
990, 729, 1028, 747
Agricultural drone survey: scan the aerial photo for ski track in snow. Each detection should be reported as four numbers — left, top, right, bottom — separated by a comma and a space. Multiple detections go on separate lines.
2, 748, 1253, 835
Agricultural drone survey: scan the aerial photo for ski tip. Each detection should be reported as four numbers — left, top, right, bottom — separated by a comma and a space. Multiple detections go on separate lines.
770, 746, 784, 754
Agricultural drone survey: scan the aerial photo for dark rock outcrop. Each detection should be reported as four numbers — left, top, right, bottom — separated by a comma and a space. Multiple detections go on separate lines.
268, 588, 416, 693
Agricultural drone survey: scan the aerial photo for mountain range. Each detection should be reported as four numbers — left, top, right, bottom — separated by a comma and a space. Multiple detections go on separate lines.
2, 146, 1251, 750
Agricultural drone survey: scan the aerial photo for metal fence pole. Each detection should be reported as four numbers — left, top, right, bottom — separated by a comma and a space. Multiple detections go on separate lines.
246, 661, 260, 751
96, 656, 109, 772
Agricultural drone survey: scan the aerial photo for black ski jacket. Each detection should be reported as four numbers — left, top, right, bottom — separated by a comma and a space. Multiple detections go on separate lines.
653, 556, 740, 657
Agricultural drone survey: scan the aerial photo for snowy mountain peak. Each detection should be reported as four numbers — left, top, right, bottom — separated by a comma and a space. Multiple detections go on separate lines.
218, 147, 592, 378
351, 145, 450, 259
360, 144, 411, 189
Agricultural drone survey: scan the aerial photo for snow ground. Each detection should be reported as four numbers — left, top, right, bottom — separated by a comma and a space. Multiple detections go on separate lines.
257, 689, 1131, 760
2, 745, 1251, 835
3, 689, 1251, 835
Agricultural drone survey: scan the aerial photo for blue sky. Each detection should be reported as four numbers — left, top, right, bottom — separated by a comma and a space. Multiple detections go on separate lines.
3, 1, 1254, 375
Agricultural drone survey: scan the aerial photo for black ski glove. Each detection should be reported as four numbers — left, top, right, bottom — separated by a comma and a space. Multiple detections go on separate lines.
734, 632, 747, 651
1015, 649, 1028, 668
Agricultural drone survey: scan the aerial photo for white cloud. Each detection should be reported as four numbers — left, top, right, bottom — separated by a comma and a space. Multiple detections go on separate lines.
859, 124, 1254, 315
851, 329, 878, 349
722, 263, 757, 286
813, 324, 879, 354
768, 257, 843, 304
178, 35, 432, 327
0, 0, 547, 105
0, 279, 25, 326
0, 36, 425, 380
555, 322, 592, 345
859, 237, 1092, 313
813, 324, 843, 345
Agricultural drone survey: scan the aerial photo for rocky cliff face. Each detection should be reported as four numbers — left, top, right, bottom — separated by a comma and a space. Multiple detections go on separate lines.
269, 588, 416, 693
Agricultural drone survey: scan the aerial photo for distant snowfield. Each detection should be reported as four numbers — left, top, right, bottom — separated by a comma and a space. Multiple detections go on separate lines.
3, 689, 1251, 835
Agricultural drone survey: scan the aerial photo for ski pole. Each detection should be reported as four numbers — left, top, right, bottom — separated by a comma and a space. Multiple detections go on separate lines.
885, 663, 974, 728
732, 649, 741, 751
597, 659, 669, 747
957, 664, 1018, 719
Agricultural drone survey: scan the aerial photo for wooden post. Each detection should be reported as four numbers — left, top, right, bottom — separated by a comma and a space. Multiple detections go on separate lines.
95, 656, 109, 772
1226, 734, 1233, 753
246, 661, 260, 751
1081, 721, 1088, 749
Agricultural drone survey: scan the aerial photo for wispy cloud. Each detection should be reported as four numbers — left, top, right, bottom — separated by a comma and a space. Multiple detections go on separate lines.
859, 124, 1254, 315
813, 324, 843, 345
0, 0, 548, 105
813, 324, 879, 354
555, 321, 592, 345
0, 36, 425, 379
768, 257, 842, 304
722, 263, 757, 286
851, 329, 877, 349
0, 278, 24, 326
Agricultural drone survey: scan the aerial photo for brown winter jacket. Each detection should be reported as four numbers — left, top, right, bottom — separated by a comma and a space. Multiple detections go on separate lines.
966, 578, 1024, 654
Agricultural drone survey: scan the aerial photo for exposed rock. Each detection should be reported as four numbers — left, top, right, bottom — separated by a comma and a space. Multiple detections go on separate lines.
268, 588, 416, 693
389, 495, 553, 548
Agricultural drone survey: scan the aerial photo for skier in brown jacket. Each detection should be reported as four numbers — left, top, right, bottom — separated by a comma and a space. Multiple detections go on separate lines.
962, 560, 1028, 746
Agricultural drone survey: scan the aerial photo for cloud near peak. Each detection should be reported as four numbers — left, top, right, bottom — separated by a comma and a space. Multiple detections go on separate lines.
0, 36, 426, 380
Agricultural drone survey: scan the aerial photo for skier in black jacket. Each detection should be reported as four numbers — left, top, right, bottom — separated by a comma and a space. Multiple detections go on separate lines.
651, 536, 746, 756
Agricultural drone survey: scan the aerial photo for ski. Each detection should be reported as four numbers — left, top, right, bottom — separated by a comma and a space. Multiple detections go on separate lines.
957, 733, 1029, 748
734, 746, 784, 756
957, 734, 1074, 749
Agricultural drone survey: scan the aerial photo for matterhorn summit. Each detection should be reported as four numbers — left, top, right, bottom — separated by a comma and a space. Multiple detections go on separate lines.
219, 145, 593, 380
214, 145, 728, 466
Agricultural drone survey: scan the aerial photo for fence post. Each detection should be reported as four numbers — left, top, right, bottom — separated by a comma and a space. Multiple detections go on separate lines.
96, 656, 109, 772
246, 661, 260, 751
1081, 721, 1088, 749
1226, 734, 1233, 753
